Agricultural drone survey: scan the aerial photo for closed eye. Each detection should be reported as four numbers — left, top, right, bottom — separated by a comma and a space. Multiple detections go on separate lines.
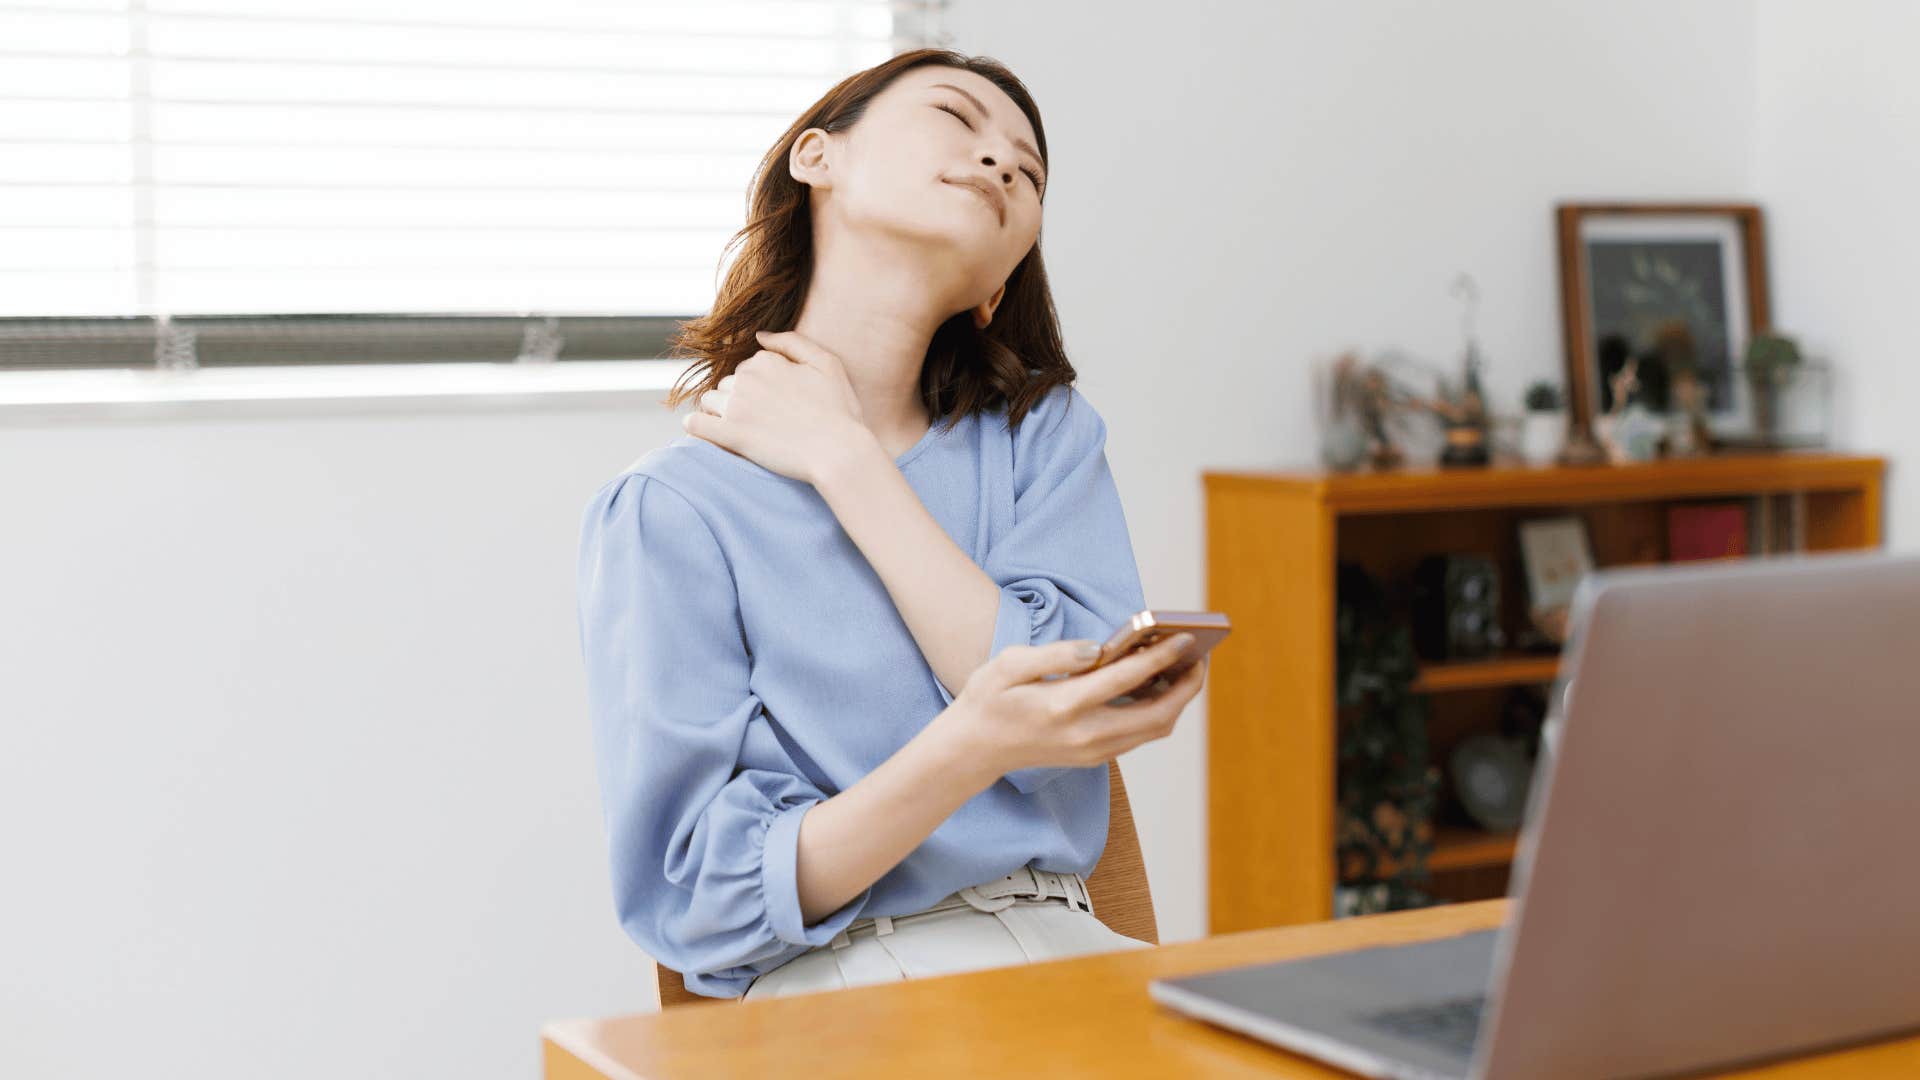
935, 103, 1045, 194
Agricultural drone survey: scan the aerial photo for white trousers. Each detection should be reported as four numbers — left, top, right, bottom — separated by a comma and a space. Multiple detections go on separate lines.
741, 867, 1152, 1001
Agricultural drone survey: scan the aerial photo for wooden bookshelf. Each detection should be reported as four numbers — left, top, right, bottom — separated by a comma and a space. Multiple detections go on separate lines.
1202, 452, 1886, 933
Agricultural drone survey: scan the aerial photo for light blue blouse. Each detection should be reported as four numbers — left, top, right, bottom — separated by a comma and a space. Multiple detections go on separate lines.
575, 382, 1147, 998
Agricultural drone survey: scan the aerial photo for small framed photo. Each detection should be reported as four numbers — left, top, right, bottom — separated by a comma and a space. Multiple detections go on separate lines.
1555, 202, 1770, 442
1518, 516, 1594, 638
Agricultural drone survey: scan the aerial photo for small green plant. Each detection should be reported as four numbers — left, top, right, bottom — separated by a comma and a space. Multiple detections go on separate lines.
1744, 331, 1804, 440
1334, 563, 1438, 915
1523, 380, 1564, 413
1745, 331, 1803, 386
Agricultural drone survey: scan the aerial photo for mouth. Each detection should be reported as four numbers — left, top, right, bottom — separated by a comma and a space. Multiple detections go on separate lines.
944, 178, 1005, 226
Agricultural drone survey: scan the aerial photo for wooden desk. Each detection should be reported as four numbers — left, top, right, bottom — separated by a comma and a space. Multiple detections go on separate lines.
541, 899, 1920, 1078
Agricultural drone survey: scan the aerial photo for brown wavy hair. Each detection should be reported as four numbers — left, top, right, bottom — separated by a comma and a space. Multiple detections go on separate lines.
660, 48, 1073, 436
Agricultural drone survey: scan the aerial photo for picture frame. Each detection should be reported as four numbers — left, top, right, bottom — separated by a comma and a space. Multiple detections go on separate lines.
1555, 202, 1771, 443
1517, 515, 1594, 622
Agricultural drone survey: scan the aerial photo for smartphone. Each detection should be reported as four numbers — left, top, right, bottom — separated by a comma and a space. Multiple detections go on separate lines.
1091, 609, 1232, 704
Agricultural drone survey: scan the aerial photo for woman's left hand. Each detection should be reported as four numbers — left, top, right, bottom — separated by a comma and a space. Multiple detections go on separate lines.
682, 329, 871, 485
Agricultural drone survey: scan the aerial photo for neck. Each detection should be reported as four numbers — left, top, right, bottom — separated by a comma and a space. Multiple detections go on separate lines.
792, 232, 971, 457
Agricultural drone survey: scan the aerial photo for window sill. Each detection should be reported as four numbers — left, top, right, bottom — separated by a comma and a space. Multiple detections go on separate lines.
0, 359, 693, 423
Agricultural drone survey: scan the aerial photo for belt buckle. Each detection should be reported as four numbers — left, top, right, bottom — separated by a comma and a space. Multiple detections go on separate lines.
1048, 871, 1086, 913
1031, 867, 1074, 908
958, 883, 1016, 913
1021, 865, 1051, 901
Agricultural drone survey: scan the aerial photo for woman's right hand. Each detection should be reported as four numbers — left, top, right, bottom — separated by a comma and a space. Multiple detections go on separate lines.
940, 632, 1207, 780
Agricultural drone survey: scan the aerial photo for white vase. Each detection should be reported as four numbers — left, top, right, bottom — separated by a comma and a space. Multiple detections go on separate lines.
1521, 410, 1566, 465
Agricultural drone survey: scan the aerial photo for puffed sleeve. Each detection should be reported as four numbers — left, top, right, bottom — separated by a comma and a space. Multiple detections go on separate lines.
932, 385, 1149, 794
577, 471, 873, 998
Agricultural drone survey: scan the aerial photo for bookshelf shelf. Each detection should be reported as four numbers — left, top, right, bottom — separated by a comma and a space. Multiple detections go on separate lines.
1411, 654, 1562, 694
1203, 452, 1886, 933
1338, 826, 1522, 882
1426, 826, 1520, 874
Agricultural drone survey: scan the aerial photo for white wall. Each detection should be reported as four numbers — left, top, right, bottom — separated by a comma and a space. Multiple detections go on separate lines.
0, 399, 673, 1079
19, 2, 1905, 1078
1753, 0, 1915, 547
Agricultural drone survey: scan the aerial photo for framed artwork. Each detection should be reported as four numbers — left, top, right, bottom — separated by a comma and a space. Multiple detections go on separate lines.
1517, 515, 1594, 620
1555, 203, 1771, 441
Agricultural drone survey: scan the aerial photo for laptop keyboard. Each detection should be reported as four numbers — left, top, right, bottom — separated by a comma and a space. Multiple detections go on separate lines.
1360, 995, 1487, 1057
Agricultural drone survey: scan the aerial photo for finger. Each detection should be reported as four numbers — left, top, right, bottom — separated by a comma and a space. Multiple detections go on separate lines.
1154, 652, 1208, 687
1144, 653, 1205, 691
991, 638, 1107, 687
755, 329, 841, 371
1059, 626, 1190, 703
1093, 656, 1207, 733
1069, 633, 1195, 705
717, 373, 736, 392
748, 333, 803, 365
698, 388, 729, 416
1133, 654, 1208, 702
681, 410, 730, 447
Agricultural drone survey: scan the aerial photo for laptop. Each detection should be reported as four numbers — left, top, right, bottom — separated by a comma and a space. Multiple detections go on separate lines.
1150, 550, 1920, 1079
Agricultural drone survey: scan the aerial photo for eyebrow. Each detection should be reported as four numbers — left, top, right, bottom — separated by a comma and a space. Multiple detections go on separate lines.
928, 82, 1046, 182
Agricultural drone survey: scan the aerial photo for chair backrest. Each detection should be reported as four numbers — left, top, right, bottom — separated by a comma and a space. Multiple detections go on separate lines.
655, 759, 1158, 1008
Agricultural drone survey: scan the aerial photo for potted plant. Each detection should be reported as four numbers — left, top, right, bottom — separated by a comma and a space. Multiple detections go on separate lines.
1520, 380, 1566, 466
1744, 331, 1802, 444
1334, 563, 1439, 916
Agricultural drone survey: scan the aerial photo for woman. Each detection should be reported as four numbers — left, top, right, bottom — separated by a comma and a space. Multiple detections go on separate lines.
576, 48, 1206, 1002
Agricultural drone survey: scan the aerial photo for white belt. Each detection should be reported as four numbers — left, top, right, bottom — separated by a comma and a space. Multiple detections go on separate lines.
828, 865, 1094, 950
958, 865, 1093, 915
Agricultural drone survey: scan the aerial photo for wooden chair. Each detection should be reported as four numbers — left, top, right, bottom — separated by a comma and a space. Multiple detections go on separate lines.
655, 760, 1159, 1008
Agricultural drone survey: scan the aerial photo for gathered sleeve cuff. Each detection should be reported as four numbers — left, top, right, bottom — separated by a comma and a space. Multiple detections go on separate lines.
760, 798, 872, 948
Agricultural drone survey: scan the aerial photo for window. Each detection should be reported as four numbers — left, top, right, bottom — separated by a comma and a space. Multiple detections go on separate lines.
0, 0, 949, 370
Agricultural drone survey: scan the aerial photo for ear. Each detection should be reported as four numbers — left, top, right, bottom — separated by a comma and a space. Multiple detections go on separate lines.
971, 283, 1007, 330
788, 128, 833, 190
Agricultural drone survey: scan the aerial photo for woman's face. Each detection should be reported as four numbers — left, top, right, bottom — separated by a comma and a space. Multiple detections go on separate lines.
794, 65, 1046, 313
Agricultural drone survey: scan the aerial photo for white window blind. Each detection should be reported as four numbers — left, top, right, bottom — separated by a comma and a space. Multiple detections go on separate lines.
0, 0, 949, 321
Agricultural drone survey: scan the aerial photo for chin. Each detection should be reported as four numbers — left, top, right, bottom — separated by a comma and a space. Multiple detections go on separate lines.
891, 212, 999, 260
850, 199, 1002, 269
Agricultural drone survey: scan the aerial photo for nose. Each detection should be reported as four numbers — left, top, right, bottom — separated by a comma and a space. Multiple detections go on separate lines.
978, 153, 1017, 189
